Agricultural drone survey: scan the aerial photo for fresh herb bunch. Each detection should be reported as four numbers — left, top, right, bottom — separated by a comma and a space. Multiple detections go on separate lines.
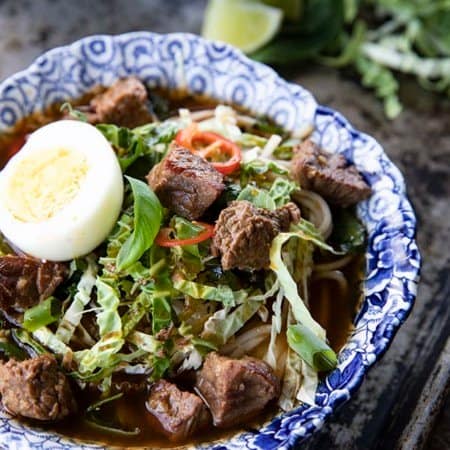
204, 0, 450, 118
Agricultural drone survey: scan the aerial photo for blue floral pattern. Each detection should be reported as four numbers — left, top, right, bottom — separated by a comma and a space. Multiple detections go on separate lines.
0, 32, 420, 450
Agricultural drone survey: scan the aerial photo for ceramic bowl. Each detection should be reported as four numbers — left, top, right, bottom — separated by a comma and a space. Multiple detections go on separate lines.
0, 32, 421, 450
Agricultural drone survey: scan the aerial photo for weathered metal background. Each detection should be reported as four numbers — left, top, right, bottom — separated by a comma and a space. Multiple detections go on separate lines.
0, 1, 448, 448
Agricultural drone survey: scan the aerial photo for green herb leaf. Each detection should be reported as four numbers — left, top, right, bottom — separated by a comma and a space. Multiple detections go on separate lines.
237, 185, 276, 210
268, 178, 297, 207
116, 177, 163, 271
151, 296, 172, 334
287, 324, 337, 371
0, 340, 28, 360
23, 297, 61, 332
329, 208, 366, 253
97, 122, 178, 173
11, 329, 47, 357
150, 354, 171, 381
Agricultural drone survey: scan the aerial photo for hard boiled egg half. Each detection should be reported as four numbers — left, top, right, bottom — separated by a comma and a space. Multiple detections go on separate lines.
0, 120, 123, 261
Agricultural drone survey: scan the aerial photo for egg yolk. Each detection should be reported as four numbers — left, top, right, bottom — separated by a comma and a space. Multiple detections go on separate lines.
5, 147, 88, 223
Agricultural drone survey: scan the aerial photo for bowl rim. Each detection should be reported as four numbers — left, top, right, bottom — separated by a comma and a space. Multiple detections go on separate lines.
0, 31, 421, 450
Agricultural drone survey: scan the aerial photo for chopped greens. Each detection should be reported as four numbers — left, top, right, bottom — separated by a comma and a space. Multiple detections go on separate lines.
97, 121, 179, 172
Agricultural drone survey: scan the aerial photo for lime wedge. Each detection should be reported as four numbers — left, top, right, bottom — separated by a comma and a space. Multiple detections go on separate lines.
262, 0, 303, 21
202, 0, 283, 54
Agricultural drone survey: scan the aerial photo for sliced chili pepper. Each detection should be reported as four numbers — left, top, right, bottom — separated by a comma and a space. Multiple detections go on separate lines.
155, 221, 215, 248
175, 124, 242, 175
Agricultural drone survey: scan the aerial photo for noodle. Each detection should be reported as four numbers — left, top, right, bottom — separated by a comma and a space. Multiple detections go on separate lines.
292, 190, 333, 238
313, 254, 354, 272
221, 324, 271, 358
313, 270, 349, 298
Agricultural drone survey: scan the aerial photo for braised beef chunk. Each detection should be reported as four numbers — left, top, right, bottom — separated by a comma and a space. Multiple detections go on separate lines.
88, 77, 153, 128
0, 256, 67, 322
195, 352, 280, 428
291, 139, 372, 207
147, 145, 224, 220
0, 355, 77, 421
211, 200, 300, 270
146, 379, 210, 441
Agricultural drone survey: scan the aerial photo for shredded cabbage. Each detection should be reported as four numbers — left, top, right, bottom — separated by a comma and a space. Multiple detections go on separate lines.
56, 254, 98, 343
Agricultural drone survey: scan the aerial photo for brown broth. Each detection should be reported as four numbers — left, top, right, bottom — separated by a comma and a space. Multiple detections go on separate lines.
0, 86, 366, 448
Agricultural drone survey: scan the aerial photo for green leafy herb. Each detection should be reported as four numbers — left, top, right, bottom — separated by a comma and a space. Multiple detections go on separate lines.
150, 354, 171, 381
329, 208, 366, 253
237, 185, 276, 210
151, 297, 172, 334
268, 178, 297, 207
251, 116, 287, 137
12, 329, 47, 356
0, 339, 28, 360
116, 177, 163, 271
97, 122, 178, 172
23, 297, 61, 332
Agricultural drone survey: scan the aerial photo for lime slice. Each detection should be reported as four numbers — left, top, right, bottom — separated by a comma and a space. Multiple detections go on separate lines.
202, 0, 283, 54
262, 0, 303, 22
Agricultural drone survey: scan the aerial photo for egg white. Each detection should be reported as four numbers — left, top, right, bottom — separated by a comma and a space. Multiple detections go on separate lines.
0, 120, 124, 261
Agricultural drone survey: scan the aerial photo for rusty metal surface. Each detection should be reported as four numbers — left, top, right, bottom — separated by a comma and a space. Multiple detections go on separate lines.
0, 1, 448, 448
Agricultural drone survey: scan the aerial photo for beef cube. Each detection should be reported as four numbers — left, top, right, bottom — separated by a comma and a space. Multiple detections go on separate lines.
195, 352, 280, 428
146, 379, 210, 441
0, 256, 67, 323
211, 200, 300, 270
89, 77, 153, 128
147, 145, 224, 220
0, 355, 77, 421
291, 139, 372, 207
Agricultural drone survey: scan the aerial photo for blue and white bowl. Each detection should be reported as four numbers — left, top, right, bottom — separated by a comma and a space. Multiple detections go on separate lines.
0, 32, 421, 450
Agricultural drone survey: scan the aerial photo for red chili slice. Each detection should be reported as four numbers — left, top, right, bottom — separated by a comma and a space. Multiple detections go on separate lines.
175, 124, 241, 175
155, 221, 215, 248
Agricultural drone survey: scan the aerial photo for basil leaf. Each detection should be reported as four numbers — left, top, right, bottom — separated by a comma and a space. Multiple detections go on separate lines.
116, 176, 163, 271
151, 296, 172, 334
287, 323, 337, 372
23, 297, 61, 332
